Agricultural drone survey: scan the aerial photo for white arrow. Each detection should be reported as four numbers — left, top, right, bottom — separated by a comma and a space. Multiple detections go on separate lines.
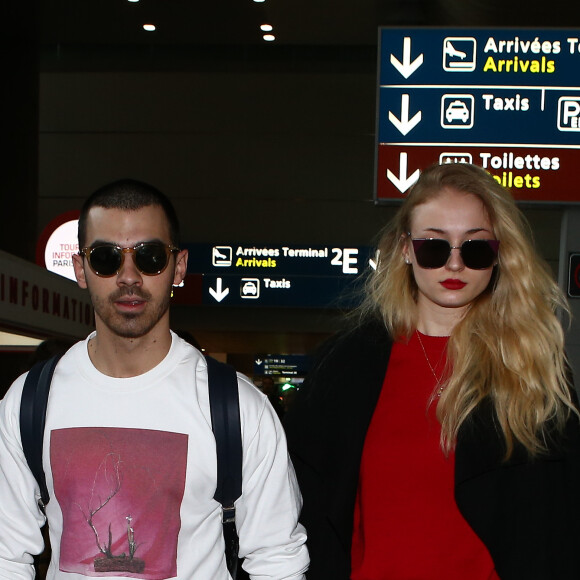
387, 152, 421, 194
209, 277, 230, 302
390, 37, 423, 79
388, 94, 422, 136
255, 358, 263, 366
369, 250, 380, 271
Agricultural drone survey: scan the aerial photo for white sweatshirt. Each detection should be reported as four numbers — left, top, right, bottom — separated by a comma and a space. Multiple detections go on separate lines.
0, 332, 308, 579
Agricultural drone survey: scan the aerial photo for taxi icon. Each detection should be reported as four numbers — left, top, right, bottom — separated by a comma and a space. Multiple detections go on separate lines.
441, 94, 474, 129
242, 281, 258, 295
445, 100, 470, 123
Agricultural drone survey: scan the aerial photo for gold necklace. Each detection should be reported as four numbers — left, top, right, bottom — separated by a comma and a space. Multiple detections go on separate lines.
416, 330, 446, 397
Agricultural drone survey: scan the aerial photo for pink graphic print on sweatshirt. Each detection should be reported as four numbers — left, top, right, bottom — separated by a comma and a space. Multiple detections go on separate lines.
51, 427, 188, 579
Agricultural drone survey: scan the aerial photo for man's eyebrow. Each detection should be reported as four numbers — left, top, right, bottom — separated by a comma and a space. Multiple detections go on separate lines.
84, 239, 116, 248
85, 237, 167, 247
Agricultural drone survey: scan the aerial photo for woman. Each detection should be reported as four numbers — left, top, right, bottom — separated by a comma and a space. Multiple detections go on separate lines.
285, 163, 580, 580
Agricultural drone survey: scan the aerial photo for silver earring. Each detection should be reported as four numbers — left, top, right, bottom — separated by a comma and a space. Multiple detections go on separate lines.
405, 258, 411, 265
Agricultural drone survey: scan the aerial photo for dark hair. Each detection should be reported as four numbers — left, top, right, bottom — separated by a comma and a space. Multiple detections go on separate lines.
78, 179, 180, 248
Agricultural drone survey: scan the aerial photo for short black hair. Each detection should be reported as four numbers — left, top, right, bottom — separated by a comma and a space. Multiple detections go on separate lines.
78, 179, 180, 249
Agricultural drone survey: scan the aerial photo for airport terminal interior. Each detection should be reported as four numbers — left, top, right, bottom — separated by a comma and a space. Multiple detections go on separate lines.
2, 0, 580, 393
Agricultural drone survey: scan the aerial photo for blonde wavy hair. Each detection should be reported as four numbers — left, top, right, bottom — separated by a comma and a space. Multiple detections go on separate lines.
359, 163, 575, 458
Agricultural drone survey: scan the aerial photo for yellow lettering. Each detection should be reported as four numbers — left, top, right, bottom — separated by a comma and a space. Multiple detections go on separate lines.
483, 56, 497, 72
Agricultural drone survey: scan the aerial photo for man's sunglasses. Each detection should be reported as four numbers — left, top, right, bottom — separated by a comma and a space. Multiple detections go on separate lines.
80, 242, 180, 277
409, 236, 500, 270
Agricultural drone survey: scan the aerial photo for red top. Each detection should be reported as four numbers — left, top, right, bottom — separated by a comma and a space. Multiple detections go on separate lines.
351, 332, 498, 580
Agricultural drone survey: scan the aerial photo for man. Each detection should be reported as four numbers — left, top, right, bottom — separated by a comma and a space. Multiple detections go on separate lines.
0, 179, 308, 579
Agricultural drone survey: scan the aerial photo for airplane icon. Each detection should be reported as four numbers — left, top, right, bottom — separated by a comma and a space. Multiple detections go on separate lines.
444, 40, 466, 60
442, 37, 476, 72
212, 246, 232, 267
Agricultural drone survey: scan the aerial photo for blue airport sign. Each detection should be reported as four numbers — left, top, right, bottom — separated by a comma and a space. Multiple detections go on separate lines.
201, 274, 365, 308
378, 30, 577, 87
181, 243, 376, 308
254, 354, 313, 376
185, 243, 374, 277
378, 87, 579, 146
376, 28, 580, 202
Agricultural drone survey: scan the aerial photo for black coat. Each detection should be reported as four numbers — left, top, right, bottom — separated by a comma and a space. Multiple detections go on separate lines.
284, 320, 580, 580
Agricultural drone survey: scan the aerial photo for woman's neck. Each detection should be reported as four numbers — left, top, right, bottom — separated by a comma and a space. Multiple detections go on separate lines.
416, 302, 466, 336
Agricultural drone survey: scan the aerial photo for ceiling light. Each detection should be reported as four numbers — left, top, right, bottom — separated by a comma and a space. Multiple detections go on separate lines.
143, 24, 156, 31
253, 0, 266, 3
260, 24, 273, 32
263, 34, 275, 42
127, 0, 139, 3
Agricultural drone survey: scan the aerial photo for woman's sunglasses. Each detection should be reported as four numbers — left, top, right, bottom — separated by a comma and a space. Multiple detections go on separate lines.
409, 236, 500, 270
80, 242, 180, 277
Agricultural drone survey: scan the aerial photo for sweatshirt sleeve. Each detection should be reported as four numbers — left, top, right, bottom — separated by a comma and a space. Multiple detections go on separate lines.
0, 376, 47, 579
234, 377, 309, 579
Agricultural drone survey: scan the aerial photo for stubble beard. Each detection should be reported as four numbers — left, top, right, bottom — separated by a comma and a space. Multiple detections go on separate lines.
91, 285, 172, 339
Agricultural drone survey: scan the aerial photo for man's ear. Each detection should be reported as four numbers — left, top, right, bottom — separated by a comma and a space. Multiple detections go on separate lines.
173, 249, 188, 286
72, 253, 88, 289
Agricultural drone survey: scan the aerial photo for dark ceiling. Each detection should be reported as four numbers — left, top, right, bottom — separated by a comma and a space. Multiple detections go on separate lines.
38, 0, 580, 51
38, 0, 426, 47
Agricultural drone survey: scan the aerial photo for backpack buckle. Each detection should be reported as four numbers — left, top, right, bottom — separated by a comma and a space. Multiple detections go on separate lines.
222, 505, 236, 524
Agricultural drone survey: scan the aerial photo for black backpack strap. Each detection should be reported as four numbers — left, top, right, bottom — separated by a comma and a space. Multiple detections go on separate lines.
19, 353, 63, 509
205, 355, 243, 579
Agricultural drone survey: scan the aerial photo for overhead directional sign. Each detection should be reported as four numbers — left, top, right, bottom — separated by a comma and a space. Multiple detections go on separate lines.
185, 243, 371, 276
202, 274, 363, 307
183, 243, 374, 307
254, 354, 313, 376
376, 28, 580, 202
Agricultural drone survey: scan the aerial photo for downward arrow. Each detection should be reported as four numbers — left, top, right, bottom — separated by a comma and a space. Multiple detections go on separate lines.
369, 249, 379, 271
386, 153, 420, 194
388, 94, 422, 136
390, 37, 423, 79
209, 278, 230, 302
